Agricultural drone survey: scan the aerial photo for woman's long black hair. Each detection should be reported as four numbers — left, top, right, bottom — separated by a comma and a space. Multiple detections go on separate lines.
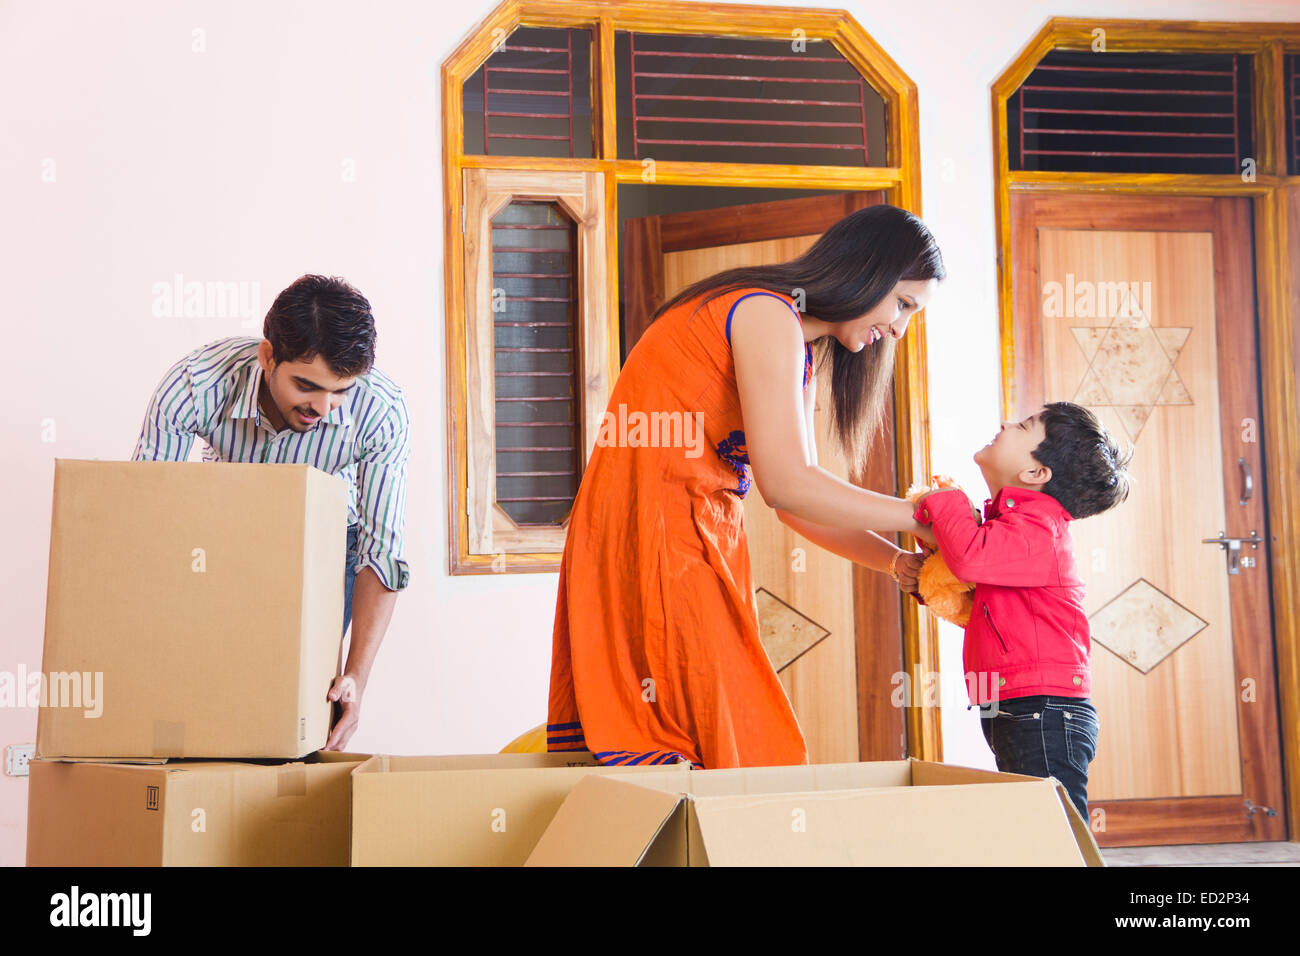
646, 204, 946, 473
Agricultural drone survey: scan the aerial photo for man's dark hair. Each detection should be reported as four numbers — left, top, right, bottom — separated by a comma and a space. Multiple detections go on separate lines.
1032, 401, 1133, 519
263, 274, 376, 376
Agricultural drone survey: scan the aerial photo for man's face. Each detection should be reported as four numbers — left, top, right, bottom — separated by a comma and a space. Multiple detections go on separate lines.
973, 408, 1050, 494
257, 340, 357, 432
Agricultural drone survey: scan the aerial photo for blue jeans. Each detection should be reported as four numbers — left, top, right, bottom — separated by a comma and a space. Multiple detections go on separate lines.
979, 695, 1100, 822
342, 523, 359, 638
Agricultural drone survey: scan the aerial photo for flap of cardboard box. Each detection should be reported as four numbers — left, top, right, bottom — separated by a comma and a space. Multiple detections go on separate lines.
352, 752, 604, 774
525, 774, 688, 866
41, 756, 170, 765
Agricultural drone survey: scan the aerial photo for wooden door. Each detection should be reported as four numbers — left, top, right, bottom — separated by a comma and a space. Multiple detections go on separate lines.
623, 191, 906, 763
1010, 192, 1286, 846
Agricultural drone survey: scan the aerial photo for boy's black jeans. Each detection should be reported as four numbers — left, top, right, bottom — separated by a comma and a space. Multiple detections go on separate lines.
979, 695, 1100, 823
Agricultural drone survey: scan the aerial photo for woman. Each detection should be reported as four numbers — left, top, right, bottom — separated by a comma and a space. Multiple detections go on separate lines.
547, 204, 945, 769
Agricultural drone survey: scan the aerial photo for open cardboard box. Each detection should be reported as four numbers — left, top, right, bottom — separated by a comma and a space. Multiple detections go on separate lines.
27, 751, 367, 866
349, 752, 689, 866
526, 758, 1105, 866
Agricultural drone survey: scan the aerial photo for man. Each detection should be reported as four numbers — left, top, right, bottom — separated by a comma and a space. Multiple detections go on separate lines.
132, 274, 410, 750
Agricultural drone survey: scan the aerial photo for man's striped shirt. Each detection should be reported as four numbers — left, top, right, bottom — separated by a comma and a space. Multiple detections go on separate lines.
132, 336, 411, 590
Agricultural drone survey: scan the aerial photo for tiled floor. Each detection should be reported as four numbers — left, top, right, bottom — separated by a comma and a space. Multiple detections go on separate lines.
1102, 842, 1300, 866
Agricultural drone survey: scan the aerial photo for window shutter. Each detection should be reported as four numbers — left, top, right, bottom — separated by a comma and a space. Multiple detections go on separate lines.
1007, 49, 1254, 175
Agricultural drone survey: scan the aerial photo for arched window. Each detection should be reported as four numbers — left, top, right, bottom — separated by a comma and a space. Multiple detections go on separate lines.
446, 1, 926, 572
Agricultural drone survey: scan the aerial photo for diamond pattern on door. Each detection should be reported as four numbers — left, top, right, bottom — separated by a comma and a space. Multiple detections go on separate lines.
755, 587, 831, 673
1090, 578, 1209, 674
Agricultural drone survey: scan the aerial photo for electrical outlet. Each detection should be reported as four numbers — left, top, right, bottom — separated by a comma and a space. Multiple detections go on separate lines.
5, 744, 35, 777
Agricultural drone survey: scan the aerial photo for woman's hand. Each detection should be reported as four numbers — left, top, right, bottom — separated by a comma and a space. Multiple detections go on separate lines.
911, 523, 937, 549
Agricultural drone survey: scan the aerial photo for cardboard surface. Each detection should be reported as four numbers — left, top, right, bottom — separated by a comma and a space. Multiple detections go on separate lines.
687, 783, 1083, 866
37, 460, 347, 759
659, 760, 915, 796
526, 758, 1106, 867
27, 752, 367, 866
349, 752, 690, 866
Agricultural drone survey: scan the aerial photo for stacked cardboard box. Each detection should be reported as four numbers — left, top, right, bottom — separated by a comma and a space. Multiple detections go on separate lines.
27, 752, 367, 866
28, 460, 356, 866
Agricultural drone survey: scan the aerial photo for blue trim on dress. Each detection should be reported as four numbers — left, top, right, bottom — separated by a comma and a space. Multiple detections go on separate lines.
715, 429, 751, 497
725, 290, 801, 345
593, 749, 692, 767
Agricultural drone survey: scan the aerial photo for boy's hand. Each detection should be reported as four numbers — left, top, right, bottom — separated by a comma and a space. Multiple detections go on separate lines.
918, 487, 984, 526
894, 551, 926, 594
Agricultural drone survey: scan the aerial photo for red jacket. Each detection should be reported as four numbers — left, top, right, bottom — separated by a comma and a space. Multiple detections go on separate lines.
913, 487, 1090, 706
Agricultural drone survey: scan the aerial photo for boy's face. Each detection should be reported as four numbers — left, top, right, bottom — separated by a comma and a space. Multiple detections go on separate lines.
973, 408, 1052, 495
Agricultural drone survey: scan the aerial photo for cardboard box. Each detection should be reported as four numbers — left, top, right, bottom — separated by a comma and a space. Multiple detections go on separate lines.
37, 460, 348, 759
26, 752, 367, 866
525, 758, 1105, 866
350, 752, 690, 866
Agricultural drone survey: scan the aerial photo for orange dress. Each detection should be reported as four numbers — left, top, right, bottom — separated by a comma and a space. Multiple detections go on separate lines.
547, 287, 813, 768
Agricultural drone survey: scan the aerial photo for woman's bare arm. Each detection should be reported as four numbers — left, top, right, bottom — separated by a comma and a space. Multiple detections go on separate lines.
731, 294, 934, 545
774, 358, 913, 569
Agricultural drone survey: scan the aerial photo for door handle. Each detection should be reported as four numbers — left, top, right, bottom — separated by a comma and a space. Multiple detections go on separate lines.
1238, 458, 1252, 506
1202, 530, 1263, 575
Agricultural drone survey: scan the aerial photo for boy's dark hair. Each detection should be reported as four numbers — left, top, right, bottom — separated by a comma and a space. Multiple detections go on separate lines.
263, 274, 375, 377
1032, 401, 1133, 519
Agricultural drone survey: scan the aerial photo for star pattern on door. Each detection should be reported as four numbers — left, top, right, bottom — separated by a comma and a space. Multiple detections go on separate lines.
1069, 288, 1193, 442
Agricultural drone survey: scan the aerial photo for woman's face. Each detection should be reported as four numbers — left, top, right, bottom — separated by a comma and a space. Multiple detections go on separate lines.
826, 277, 939, 353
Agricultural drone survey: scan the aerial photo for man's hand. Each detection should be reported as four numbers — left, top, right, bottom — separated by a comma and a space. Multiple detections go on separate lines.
324, 675, 360, 751
894, 551, 926, 594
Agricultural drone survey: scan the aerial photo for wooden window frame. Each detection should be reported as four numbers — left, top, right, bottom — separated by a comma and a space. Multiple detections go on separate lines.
443, 0, 941, 760
463, 169, 609, 556
991, 17, 1300, 838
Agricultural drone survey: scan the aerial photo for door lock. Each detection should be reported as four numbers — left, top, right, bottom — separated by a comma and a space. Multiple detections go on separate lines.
1201, 531, 1262, 575
1244, 799, 1278, 818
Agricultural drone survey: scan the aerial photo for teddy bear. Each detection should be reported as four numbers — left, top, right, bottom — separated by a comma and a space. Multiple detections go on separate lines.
904, 475, 976, 628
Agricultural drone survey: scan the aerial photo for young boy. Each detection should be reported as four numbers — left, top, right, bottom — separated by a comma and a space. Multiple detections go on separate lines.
912, 401, 1131, 822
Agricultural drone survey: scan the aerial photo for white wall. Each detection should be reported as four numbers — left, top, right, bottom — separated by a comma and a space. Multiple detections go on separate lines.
2, 0, 1293, 866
